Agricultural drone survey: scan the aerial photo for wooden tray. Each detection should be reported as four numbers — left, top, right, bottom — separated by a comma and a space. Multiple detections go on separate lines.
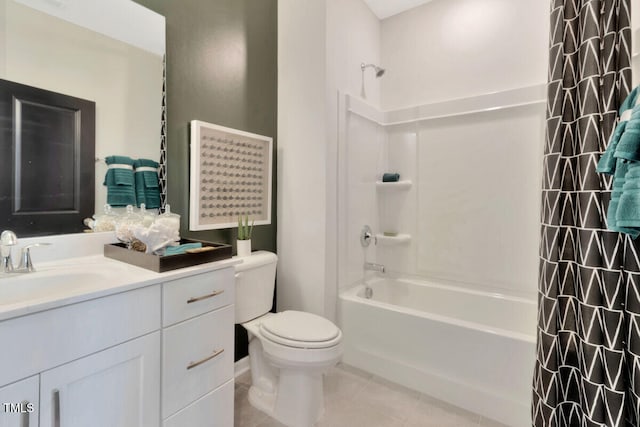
104, 239, 232, 272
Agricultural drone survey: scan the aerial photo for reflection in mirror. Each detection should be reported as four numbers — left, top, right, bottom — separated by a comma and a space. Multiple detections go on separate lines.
0, 78, 96, 235
0, 0, 165, 236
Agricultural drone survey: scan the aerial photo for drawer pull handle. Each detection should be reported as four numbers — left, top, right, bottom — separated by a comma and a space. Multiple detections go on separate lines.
20, 401, 29, 427
53, 389, 60, 427
187, 348, 225, 370
187, 290, 224, 304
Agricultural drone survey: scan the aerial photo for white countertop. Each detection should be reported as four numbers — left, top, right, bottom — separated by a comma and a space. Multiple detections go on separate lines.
0, 253, 241, 322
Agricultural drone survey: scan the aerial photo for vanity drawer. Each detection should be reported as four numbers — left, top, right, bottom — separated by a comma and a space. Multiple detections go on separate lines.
162, 304, 234, 419
162, 267, 234, 327
0, 285, 160, 386
163, 379, 233, 427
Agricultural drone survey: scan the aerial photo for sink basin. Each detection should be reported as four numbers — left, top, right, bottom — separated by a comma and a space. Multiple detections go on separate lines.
0, 271, 107, 305
0, 259, 149, 309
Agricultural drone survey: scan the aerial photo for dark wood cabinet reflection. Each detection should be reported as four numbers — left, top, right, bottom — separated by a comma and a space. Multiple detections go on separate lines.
0, 79, 95, 236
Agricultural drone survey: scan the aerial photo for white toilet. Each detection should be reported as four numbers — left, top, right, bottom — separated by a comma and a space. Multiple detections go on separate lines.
235, 251, 343, 427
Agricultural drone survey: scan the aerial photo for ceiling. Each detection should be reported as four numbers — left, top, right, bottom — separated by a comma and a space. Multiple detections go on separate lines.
363, 0, 434, 20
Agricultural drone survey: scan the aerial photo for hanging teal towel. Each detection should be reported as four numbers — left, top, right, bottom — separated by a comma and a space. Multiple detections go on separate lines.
596, 85, 640, 238
597, 121, 627, 174
134, 159, 161, 209
597, 87, 640, 173
104, 155, 136, 207
606, 160, 639, 235
616, 161, 640, 237
613, 107, 640, 161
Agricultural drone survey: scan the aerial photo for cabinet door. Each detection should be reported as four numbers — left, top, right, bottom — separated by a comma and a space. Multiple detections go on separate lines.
0, 376, 38, 427
40, 332, 160, 427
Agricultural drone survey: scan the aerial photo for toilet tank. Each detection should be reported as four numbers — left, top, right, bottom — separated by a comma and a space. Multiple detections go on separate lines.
234, 251, 278, 323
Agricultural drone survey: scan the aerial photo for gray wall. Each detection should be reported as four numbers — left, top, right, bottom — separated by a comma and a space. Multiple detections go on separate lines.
134, 0, 278, 361
135, 0, 277, 253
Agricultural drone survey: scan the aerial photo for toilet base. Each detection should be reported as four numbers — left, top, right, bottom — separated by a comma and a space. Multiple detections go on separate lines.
248, 368, 326, 427
242, 312, 342, 427
246, 335, 333, 427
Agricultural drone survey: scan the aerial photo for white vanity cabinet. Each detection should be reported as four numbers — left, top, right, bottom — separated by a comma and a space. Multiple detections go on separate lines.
0, 376, 39, 427
0, 285, 161, 427
0, 259, 237, 427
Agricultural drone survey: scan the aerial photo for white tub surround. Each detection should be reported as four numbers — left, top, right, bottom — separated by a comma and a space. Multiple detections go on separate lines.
339, 86, 545, 298
339, 277, 536, 427
0, 232, 240, 426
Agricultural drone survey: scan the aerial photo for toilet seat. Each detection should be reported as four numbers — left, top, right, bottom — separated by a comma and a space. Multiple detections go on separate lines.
259, 310, 342, 349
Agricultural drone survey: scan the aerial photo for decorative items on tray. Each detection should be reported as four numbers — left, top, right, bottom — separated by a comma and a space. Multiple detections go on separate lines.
85, 203, 181, 255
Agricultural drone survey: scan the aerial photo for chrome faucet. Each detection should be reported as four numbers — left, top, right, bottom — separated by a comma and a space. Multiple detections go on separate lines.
0, 230, 50, 273
364, 262, 385, 274
1, 230, 17, 273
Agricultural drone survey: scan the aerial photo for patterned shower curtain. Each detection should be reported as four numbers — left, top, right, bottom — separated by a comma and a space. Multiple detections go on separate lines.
532, 0, 636, 426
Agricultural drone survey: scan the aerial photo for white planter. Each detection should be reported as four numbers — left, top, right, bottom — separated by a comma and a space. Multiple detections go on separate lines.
237, 239, 252, 257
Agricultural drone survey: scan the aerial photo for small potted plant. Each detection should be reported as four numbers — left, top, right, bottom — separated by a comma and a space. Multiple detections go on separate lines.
237, 215, 254, 257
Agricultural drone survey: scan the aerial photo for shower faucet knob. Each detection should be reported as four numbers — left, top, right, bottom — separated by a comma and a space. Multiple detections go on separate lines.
361, 225, 375, 247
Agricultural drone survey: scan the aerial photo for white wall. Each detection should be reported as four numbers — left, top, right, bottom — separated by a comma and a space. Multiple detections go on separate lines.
280, 0, 550, 312
278, 0, 380, 318
326, 0, 381, 107
380, 0, 549, 110
277, 0, 328, 315
326, 0, 380, 318
359, 0, 549, 297
0, 1, 163, 213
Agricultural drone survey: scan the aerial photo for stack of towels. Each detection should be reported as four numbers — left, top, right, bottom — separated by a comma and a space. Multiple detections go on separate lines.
382, 173, 400, 182
134, 159, 161, 209
596, 86, 640, 238
103, 156, 161, 208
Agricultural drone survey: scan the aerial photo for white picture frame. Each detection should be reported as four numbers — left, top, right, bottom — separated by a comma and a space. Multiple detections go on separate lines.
189, 120, 273, 231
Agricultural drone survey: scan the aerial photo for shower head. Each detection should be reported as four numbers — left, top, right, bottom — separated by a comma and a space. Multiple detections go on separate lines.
361, 63, 385, 78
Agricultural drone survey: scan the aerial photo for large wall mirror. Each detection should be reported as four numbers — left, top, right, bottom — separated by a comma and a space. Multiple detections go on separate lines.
0, 0, 165, 236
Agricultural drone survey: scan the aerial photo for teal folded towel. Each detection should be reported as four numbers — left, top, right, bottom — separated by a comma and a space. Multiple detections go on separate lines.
104, 156, 136, 206
621, 86, 640, 111
596, 85, 640, 237
613, 107, 640, 161
608, 160, 629, 227
597, 88, 640, 173
134, 159, 161, 209
164, 243, 202, 256
382, 173, 400, 182
607, 160, 640, 237
615, 196, 640, 239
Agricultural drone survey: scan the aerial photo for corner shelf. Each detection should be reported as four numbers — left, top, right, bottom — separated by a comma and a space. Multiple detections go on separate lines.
375, 180, 412, 191
376, 233, 411, 245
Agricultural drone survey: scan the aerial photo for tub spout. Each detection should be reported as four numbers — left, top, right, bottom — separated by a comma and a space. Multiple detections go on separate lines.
364, 262, 385, 274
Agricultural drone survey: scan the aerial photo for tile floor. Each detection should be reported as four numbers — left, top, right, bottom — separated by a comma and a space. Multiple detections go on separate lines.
234, 363, 510, 427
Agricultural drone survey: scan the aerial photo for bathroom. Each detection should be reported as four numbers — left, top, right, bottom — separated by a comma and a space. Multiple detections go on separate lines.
1, 0, 640, 426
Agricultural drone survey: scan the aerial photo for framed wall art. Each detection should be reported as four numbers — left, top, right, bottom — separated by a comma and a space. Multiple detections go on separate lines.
189, 120, 272, 231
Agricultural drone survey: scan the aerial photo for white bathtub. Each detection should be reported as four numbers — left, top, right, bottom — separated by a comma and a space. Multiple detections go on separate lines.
338, 277, 536, 427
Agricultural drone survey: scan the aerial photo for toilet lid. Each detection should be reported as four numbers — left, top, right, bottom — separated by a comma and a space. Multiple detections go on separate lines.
260, 311, 341, 349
